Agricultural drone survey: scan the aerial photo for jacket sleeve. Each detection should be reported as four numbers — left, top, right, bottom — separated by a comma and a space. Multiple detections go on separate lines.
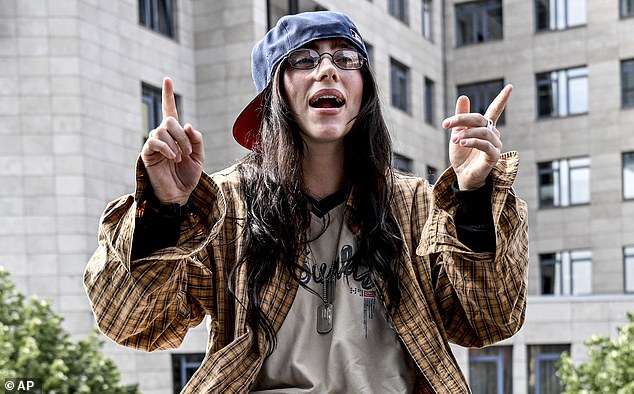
416, 151, 529, 348
83, 159, 227, 351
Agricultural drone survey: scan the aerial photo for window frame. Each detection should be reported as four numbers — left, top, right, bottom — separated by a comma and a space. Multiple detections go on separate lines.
623, 151, 634, 200
389, 0, 409, 24
625, 246, 634, 293
267, 0, 328, 29
527, 344, 569, 394
622, 0, 634, 18
455, 0, 503, 47
172, 353, 205, 393
537, 156, 590, 208
534, 0, 587, 32
539, 250, 592, 296
139, 0, 176, 39
468, 346, 513, 394
422, 0, 433, 41
456, 79, 506, 125
142, 82, 181, 144
621, 59, 634, 108
536, 66, 588, 118
426, 165, 438, 184
393, 153, 413, 173
390, 58, 411, 113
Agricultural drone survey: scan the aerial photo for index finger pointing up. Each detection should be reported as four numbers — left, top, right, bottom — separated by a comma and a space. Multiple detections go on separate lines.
484, 84, 513, 125
162, 77, 179, 121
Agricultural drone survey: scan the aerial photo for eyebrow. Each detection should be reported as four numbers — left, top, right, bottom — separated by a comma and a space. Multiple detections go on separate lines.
304, 39, 354, 51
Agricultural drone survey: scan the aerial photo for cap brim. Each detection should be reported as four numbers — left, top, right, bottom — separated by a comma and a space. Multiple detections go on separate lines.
233, 92, 265, 151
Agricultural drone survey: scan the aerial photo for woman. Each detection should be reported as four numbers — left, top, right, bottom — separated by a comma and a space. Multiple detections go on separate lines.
84, 11, 528, 394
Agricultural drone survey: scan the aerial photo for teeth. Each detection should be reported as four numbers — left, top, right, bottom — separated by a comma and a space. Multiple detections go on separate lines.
310, 95, 343, 105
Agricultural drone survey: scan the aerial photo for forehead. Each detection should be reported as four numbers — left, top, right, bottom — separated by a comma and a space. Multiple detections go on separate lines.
303, 38, 355, 51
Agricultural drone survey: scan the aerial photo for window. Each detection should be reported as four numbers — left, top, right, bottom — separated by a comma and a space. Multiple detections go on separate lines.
390, 58, 410, 113
624, 152, 634, 200
538, 157, 590, 208
622, 0, 634, 17
540, 250, 592, 295
267, 0, 327, 28
622, 59, 634, 107
139, 0, 175, 38
389, 0, 409, 23
528, 344, 569, 394
536, 66, 588, 118
469, 346, 513, 394
536, 0, 586, 31
394, 153, 413, 173
455, 0, 503, 47
457, 79, 505, 124
426, 165, 438, 184
625, 246, 634, 292
424, 77, 435, 125
142, 82, 181, 143
172, 353, 204, 393
422, 0, 432, 40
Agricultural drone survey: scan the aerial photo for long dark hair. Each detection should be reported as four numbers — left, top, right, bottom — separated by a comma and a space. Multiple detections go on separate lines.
231, 60, 404, 352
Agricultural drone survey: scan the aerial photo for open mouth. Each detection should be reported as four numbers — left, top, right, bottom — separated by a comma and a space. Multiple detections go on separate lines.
309, 93, 345, 109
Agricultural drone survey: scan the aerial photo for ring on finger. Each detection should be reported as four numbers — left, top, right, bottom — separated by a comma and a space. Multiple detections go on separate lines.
485, 117, 494, 132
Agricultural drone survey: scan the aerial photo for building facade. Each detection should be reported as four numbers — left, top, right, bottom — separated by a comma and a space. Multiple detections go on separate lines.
1, 0, 633, 393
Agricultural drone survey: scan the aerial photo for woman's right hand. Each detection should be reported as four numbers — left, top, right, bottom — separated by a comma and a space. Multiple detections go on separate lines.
141, 77, 205, 206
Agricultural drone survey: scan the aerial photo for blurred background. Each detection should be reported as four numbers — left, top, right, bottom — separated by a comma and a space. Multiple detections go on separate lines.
1, 0, 633, 393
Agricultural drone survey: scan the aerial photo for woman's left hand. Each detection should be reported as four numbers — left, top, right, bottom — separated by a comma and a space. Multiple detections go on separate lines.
442, 84, 513, 190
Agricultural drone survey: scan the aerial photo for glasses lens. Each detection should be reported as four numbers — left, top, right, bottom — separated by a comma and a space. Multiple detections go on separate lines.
333, 49, 364, 69
288, 49, 318, 69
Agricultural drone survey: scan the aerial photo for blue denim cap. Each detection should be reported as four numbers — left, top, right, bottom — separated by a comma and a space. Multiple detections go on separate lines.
233, 11, 368, 150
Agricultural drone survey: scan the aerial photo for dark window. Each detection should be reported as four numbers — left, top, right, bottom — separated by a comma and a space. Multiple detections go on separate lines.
625, 246, 634, 292
393, 153, 413, 173
622, 59, 634, 107
142, 82, 181, 143
426, 165, 438, 184
528, 344, 569, 394
538, 157, 590, 208
624, 152, 634, 200
457, 79, 505, 125
536, 0, 586, 31
536, 66, 588, 118
622, 0, 634, 17
455, 0, 503, 47
389, 0, 409, 23
424, 77, 435, 125
540, 250, 591, 295
172, 353, 204, 394
469, 346, 513, 394
390, 58, 410, 113
422, 0, 432, 40
267, 0, 327, 28
139, 0, 175, 38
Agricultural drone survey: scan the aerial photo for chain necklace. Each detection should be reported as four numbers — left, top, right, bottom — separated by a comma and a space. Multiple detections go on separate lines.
307, 208, 345, 334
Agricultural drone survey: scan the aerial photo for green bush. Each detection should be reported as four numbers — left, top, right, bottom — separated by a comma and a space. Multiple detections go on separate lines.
0, 268, 140, 394
558, 313, 634, 394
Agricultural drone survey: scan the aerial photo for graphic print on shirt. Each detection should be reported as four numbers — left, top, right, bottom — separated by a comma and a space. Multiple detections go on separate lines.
300, 243, 378, 338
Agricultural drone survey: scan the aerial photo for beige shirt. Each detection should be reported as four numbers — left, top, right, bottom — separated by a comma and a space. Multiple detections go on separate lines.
252, 203, 416, 393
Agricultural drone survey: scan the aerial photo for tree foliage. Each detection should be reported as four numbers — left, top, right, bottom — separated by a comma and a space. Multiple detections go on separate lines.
557, 313, 634, 394
0, 268, 140, 394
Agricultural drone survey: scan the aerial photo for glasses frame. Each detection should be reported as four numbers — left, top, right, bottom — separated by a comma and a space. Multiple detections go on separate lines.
285, 48, 366, 70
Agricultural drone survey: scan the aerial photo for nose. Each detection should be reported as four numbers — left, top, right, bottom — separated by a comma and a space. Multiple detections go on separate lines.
314, 54, 339, 81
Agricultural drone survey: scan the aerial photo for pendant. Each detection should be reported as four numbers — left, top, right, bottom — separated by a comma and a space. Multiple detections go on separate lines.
316, 303, 333, 334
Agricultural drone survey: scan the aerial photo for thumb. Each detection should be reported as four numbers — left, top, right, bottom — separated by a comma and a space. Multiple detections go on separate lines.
455, 95, 470, 115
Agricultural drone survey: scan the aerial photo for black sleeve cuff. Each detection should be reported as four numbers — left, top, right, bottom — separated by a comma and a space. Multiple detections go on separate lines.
452, 177, 495, 253
130, 192, 190, 260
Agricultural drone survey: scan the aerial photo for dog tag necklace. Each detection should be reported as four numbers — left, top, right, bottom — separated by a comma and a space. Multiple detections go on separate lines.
310, 211, 345, 334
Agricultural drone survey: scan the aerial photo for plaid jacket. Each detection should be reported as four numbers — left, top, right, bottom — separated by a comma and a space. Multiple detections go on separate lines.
84, 151, 528, 393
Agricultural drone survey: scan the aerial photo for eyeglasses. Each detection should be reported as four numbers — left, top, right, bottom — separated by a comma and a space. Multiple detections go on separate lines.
286, 48, 366, 70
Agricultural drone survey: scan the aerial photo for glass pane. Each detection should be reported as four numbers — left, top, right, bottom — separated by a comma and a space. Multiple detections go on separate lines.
536, 75, 555, 117
539, 359, 564, 393
470, 362, 498, 394
568, 75, 588, 114
572, 259, 592, 294
626, 247, 634, 292
456, 7, 475, 46
535, 0, 550, 30
569, 166, 590, 204
623, 0, 634, 16
486, 4, 503, 40
625, 152, 634, 199
422, 0, 432, 39
540, 257, 556, 294
567, 0, 587, 26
